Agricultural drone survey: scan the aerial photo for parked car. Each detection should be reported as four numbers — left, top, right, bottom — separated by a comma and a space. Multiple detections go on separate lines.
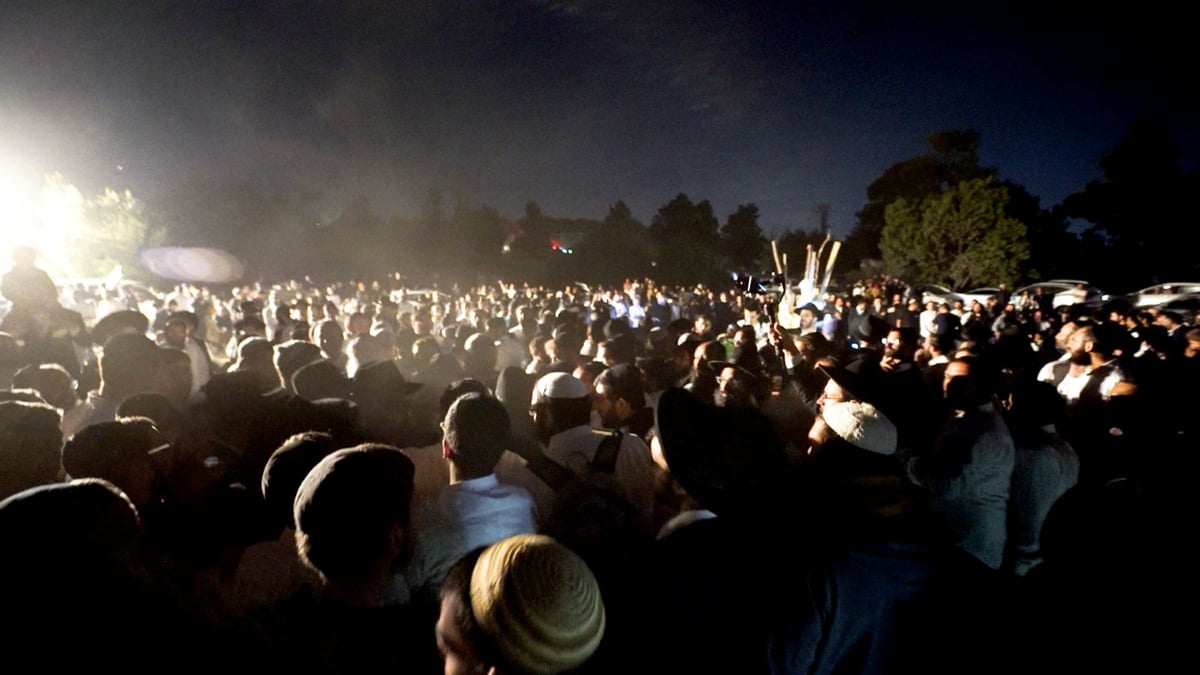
958, 287, 1001, 307
918, 284, 958, 307
918, 284, 1000, 308
1152, 296, 1200, 325
1014, 280, 1107, 310
1126, 282, 1200, 308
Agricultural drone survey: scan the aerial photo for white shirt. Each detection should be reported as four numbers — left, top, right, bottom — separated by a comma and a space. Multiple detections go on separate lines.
495, 425, 657, 536
1056, 359, 1123, 402
405, 474, 538, 599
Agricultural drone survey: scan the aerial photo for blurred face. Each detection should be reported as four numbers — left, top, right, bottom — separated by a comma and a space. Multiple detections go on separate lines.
817, 378, 847, 410
593, 383, 624, 428
163, 321, 187, 347
1066, 328, 1090, 361
694, 316, 712, 336
942, 360, 970, 394
412, 312, 432, 333
1186, 337, 1200, 358
1054, 321, 1077, 351
348, 314, 371, 336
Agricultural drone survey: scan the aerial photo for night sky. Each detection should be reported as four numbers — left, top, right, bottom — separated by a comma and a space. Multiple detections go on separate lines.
2, 1, 1196, 238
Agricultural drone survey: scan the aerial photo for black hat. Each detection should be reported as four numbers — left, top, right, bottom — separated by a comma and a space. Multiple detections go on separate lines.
854, 315, 889, 345
91, 310, 149, 346
595, 363, 644, 403
817, 357, 885, 404
165, 310, 199, 332
653, 387, 793, 519
351, 360, 421, 402
292, 360, 352, 401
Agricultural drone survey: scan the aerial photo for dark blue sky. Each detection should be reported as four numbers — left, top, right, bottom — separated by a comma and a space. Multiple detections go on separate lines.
2, 1, 1195, 238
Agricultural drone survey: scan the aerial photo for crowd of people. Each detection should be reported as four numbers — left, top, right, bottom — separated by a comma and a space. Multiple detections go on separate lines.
1, 243, 1194, 673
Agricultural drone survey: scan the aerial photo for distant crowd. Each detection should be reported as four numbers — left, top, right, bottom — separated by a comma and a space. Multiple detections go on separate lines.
1, 243, 1194, 673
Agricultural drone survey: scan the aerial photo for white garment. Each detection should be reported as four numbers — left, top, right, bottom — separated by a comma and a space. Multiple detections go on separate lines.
495, 425, 657, 536
909, 404, 1015, 570
919, 309, 938, 338
1056, 359, 1123, 402
182, 338, 212, 394
405, 474, 538, 599
1008, 429, 1079, 575
494, 333, 528, 371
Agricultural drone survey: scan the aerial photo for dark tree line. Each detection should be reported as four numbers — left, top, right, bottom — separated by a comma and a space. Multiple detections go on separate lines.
138, 116, 1195, 290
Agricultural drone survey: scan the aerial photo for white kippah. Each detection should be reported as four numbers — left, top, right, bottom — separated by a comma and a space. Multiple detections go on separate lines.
822, 401, 898, 456
534, 372, 589, 401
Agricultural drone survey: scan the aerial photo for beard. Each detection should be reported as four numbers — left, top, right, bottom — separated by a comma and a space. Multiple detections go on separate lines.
1068, 350, 1091, 366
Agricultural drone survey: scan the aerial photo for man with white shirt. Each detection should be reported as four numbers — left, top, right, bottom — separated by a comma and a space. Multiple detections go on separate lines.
159, 311, 213, 396
405, 392, 538, 603
512, 372, 657, 537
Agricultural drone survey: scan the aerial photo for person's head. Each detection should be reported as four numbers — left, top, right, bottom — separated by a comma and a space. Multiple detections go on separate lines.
463, 332, 498, 377
443, 393, 510, 480
1154, 310, 1184, 331
529, 373, 591, 443
99, 333, 163, 399
485, 316, 509, 340
229, 336, 280, 391
798, 303, 820, 329
311, 318, 345, 357
715, 364, 758, 408
60, 417, 162, 508
593, 363, 646, 429
274, 339, 323, 392
261, 431, 338, 530
883, 327, 918, 363
345, 310, 372, 337
407, 335, 438, 368
162, 315, 189, 348
816, 359, 881, 412
0, 401, 64, 500
411, 308, 434, 337
291, 360, 352, 401
692, 340, 726, 373
732, 325, 756, 349
155, 346, 193, 407
346, 333, 397, 379
1054, 319, 1083, 352
293, 443, 416, 589
116, 392, 181, 439
1067, 323, 1122, 366
807, 400, 898, 471
437, 534, 605, 675
10, 245, 42, 269
596, 336, 635, 368
1186, 327, 1200, 359
943, 357, 992, 410
11, 363, 77, 411
692, 314, 713, 337
942, 355, 975, 394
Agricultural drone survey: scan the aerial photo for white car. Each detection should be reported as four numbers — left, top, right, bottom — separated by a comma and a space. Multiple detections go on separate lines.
919, 284, 999, 308
918, 284, 958, 307
1014, 280, 1107, 309
957, 287, 1001, 307
1127, 282, 1200, 308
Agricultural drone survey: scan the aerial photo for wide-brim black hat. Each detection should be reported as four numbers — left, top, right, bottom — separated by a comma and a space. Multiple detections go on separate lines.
654, 387, 794, 519
351, 359, 422, 401
817, 356, 885, 405
90, 310, 149, 346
